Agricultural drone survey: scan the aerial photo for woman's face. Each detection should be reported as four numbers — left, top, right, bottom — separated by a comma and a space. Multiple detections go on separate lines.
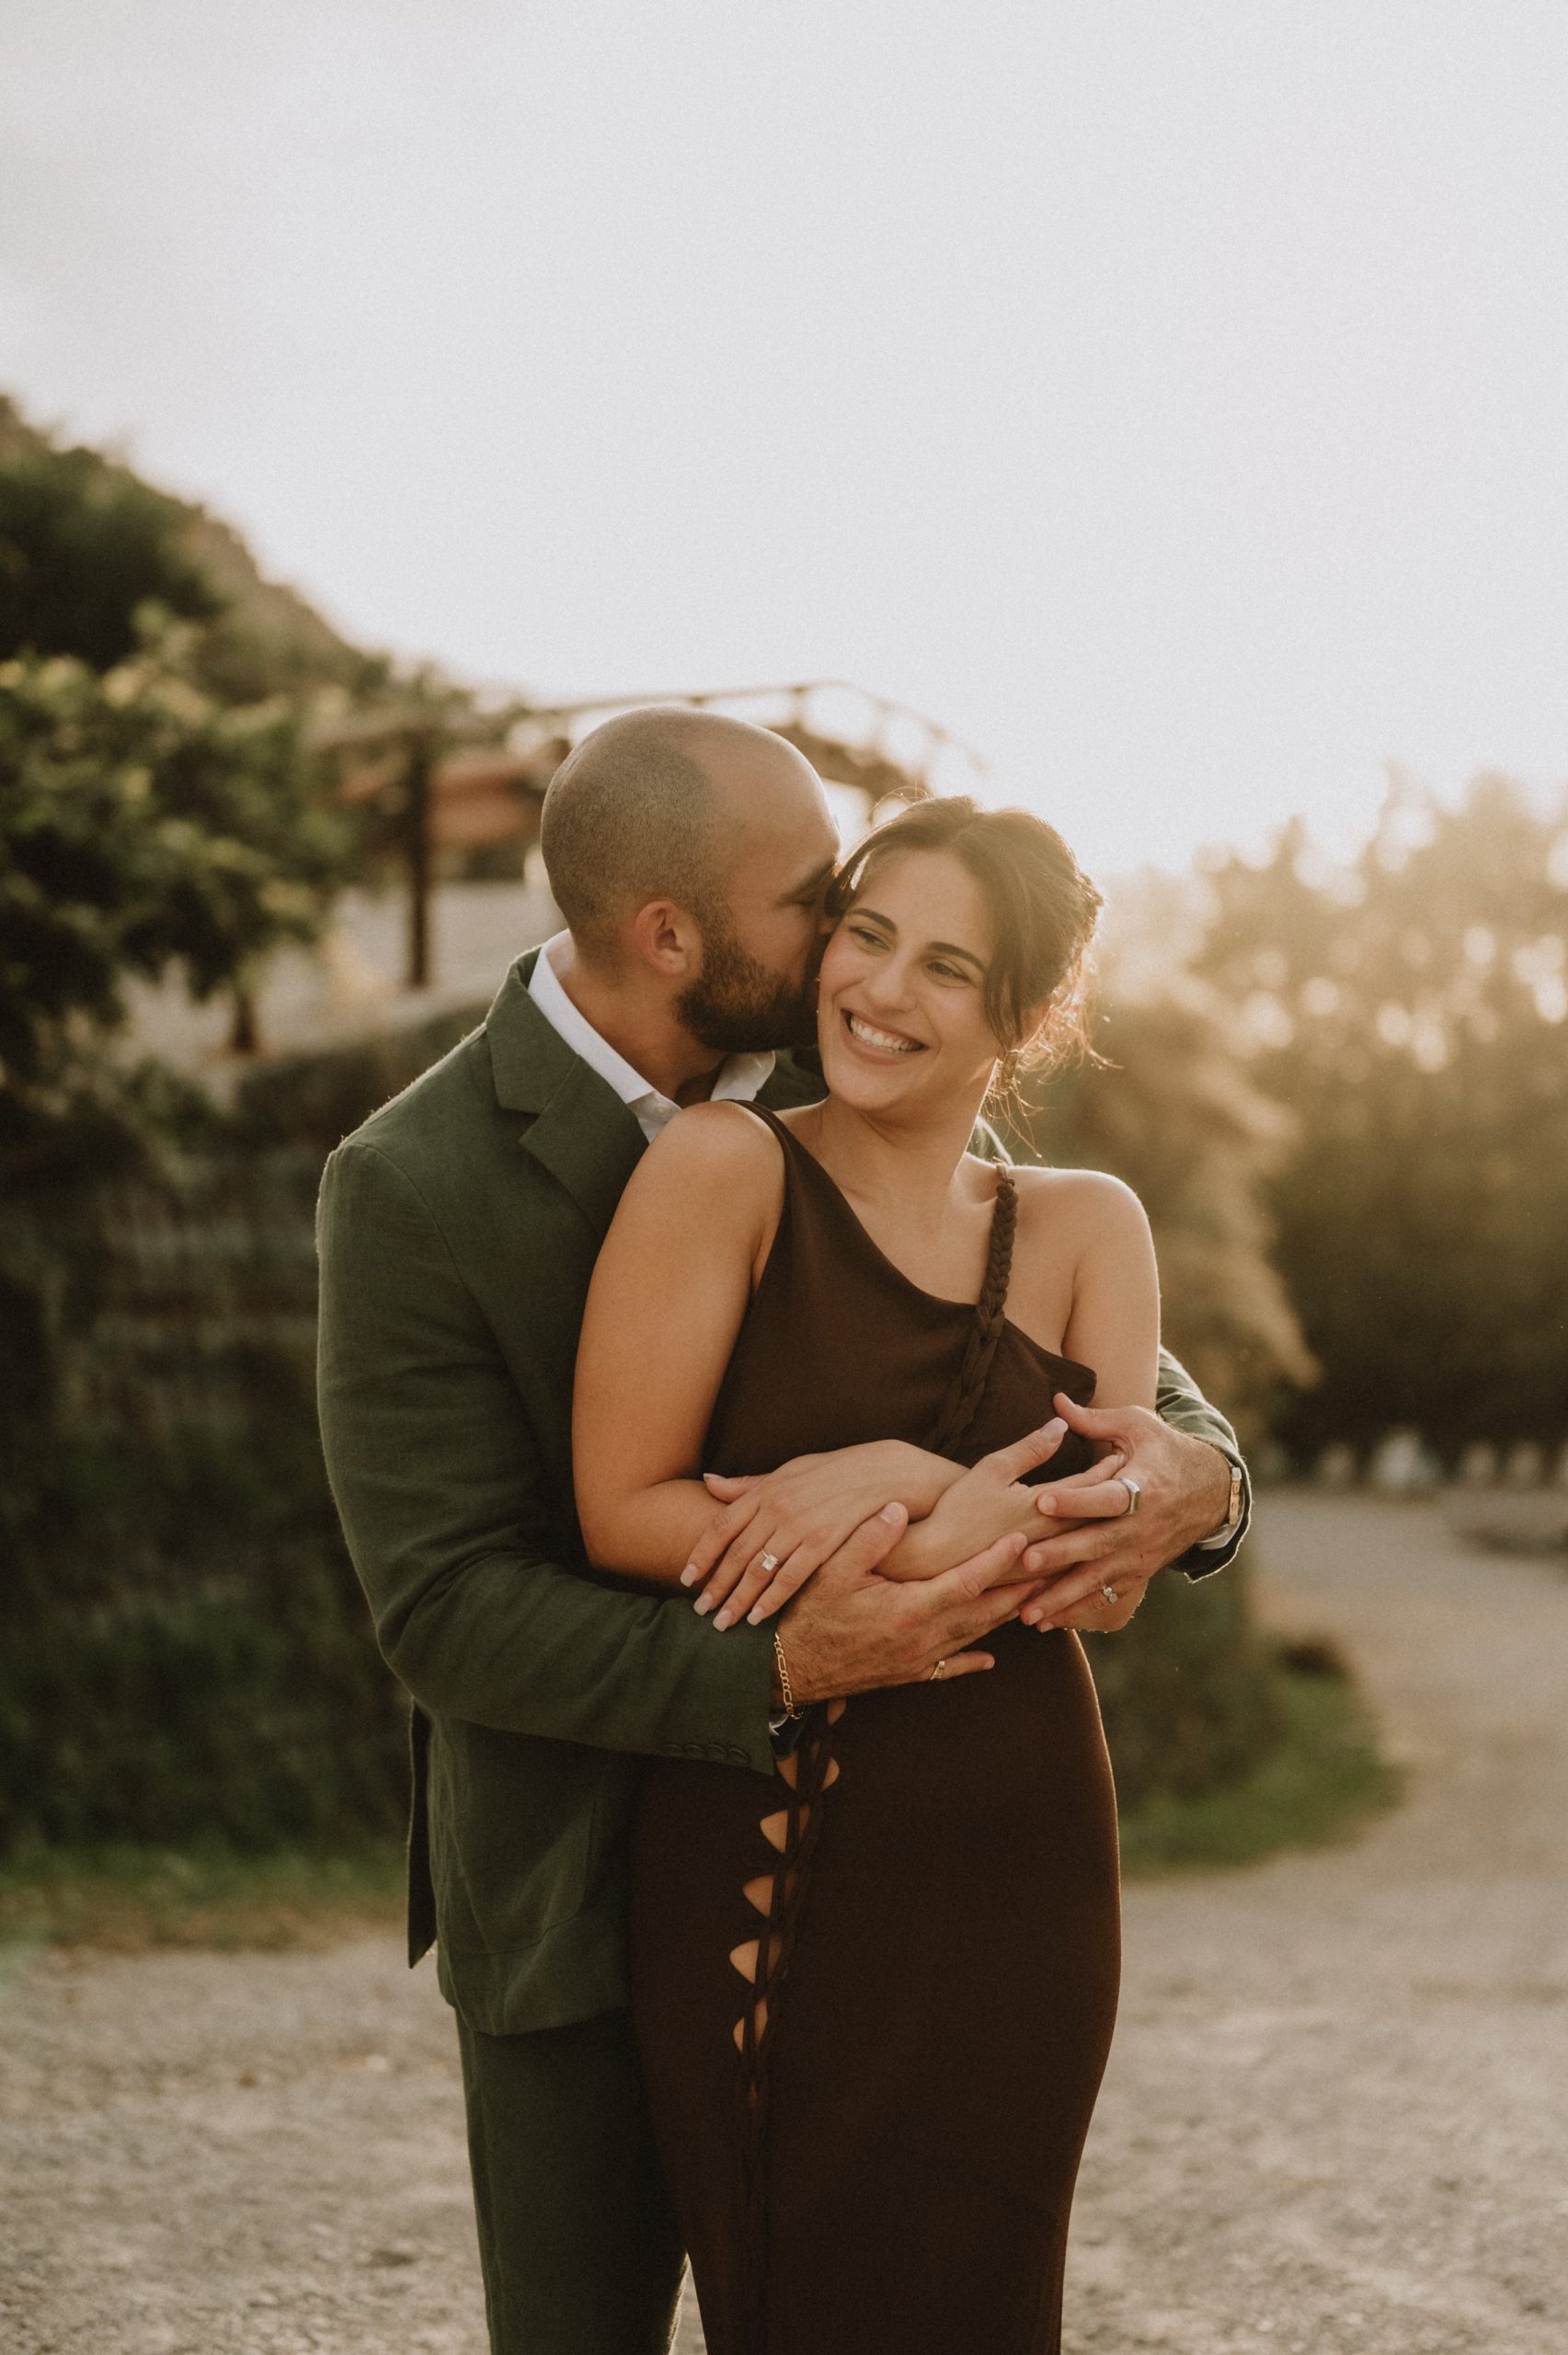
816, 848, 1009, 1120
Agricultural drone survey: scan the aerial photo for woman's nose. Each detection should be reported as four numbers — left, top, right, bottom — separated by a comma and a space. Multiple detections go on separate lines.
863, 958, 917, 1011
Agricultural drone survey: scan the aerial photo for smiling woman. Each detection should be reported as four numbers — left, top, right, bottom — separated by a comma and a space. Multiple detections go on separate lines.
827, 796, 1103, 1094
573, 794, 1162, 2355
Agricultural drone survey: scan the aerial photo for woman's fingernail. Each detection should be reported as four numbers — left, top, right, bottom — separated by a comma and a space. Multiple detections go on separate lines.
746, 1606, 765, 1626
680, 1566, 699, 1587
1042, 1418, 1066, 1440
1021, 1607, 1040, 1626
880, 1501, 908, 1525
713, 1609, 732, 1631
693, 1594, 715, 1616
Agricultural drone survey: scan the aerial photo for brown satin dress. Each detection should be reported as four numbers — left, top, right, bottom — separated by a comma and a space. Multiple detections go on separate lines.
631, 1109, 1122, 2355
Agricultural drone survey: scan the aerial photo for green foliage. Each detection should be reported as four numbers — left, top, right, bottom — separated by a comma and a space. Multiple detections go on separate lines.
1192, 778, 1568, 1459
0, 621, 350, 1170
0, 1841, 405, 1952
0, 1014, 480, 1859
1117, 1655, 1396, 1874
0, 1149, 406, 1854
1088, 1551, 1284, 1810
0, 433, 220, 668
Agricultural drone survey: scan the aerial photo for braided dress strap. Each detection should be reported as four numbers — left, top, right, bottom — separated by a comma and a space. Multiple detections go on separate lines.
926, 1169, 1018, 1459
733, 1164, 1020, 2352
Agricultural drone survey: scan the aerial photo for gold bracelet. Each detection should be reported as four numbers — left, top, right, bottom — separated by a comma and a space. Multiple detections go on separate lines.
773, 1629, 803, 1720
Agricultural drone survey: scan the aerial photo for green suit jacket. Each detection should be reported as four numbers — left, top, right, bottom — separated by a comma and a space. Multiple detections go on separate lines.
316, 948, 1251, 2034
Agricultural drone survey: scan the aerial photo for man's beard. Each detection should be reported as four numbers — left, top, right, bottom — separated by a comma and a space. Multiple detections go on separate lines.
676, 908, 820, 1056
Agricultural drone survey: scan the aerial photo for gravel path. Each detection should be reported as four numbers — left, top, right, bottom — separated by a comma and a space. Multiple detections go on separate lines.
3, 1493, 1563, 2354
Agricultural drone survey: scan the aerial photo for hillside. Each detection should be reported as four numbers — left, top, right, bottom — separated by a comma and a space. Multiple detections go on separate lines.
0, 394, 374, 694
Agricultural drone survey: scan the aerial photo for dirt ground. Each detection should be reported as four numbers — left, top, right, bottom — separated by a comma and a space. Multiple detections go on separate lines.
3, 1492, 1564, 2354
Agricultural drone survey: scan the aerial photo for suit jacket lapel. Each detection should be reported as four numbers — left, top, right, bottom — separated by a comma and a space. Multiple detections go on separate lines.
760, 1048, 827, 1110
486, 951, 647, 1240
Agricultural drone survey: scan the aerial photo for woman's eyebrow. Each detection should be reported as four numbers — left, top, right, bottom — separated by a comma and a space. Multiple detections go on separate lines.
853, 906, 986, 974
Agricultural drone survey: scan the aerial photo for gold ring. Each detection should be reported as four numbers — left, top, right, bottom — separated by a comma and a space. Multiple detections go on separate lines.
929, 1659, 947, 1682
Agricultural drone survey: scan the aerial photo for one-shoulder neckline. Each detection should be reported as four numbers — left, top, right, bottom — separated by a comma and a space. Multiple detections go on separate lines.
745, 1103, 1097, 1390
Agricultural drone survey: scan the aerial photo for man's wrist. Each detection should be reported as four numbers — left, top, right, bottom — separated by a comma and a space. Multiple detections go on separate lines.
770, 1626, 804, 1721
1195, 1445, 1244, 1545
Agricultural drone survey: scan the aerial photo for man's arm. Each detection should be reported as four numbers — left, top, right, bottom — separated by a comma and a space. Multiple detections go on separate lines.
1154, 1346, 1252, 1577
316, 1138, 778, 1774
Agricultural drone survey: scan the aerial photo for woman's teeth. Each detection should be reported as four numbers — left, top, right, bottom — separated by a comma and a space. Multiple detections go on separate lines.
845, 1011, 922, 1054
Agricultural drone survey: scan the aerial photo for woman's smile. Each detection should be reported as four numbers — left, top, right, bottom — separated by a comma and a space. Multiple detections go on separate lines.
841, 1007, 927, 1059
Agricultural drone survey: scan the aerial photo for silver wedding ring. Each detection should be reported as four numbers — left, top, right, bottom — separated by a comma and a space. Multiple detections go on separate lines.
759, 1552, 781, 1576
1117, 1475, 1142, 1517
1100, 1582, 1120, 1606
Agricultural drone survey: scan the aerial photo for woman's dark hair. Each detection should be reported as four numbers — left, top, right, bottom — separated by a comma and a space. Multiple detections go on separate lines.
828, 795, 1103, 1077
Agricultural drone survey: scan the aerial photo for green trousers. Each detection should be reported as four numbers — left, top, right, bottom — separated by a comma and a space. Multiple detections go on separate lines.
456, 2005, 687, 2355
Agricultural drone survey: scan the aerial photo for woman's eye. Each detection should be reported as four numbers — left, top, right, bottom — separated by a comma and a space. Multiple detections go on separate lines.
848, 926, 885, 950
930, 961, 969, 983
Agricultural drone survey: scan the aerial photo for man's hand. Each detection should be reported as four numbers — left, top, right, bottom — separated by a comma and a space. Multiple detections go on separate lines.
775, 1503, 1037, 1706
1017, 1392, 1233, 1632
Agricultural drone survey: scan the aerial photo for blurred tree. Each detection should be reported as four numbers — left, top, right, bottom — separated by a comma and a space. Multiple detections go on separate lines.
1192, 775, 1568, 1461
0, 621, 348, 1174
0, 432, 221, 668
0, 396, 383, 701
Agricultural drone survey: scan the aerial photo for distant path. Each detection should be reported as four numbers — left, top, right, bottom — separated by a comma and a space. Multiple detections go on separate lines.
3, 1495, 1563, 2354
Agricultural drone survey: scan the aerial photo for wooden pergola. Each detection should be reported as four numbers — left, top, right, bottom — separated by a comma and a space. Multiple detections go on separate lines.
318, 682, 986, 989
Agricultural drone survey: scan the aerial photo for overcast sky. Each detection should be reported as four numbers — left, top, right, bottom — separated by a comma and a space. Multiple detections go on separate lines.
3, 1, 1565, 878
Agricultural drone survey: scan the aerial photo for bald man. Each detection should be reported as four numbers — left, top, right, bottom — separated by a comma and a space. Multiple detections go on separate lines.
316, 706, 1249, 2354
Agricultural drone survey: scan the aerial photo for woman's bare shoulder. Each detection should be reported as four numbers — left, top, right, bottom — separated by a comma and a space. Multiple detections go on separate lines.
1006, 1162, 1152, 1246
635, 1099, 784, 1200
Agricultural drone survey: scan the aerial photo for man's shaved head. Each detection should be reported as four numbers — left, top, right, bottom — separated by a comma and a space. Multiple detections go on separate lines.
539, 705, 822, 963
539, 703, 840, 1060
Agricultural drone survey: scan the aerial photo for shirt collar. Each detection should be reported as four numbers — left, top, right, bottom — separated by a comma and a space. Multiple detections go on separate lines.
527, 933, 774, 1141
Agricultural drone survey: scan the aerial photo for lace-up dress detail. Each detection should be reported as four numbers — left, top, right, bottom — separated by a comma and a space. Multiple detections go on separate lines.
631, 1109, 1122, 2355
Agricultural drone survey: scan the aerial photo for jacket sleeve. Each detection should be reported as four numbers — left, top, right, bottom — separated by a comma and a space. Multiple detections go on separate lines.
315, 1137, 776, 1772
1155, 1346, 1252, 1580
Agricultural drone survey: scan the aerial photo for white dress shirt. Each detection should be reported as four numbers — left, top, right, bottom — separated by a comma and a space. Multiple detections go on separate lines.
527, 932, 775, 1143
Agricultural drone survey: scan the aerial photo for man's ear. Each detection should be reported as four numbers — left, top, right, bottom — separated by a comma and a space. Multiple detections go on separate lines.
629, 897, 702, 980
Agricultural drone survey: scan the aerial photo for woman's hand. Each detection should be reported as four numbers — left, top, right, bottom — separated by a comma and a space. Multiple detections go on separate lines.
884, 1419, 1104, 1583
681, 1442, 963, 1629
